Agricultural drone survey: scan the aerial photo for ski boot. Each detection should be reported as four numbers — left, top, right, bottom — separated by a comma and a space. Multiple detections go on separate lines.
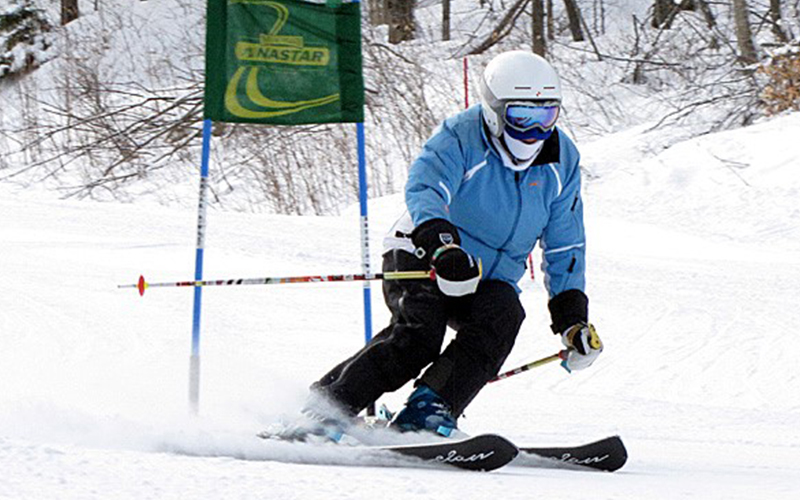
391, 385, 459, 437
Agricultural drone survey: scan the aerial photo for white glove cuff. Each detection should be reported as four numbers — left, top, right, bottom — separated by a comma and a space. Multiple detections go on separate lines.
436, 275, 480, 297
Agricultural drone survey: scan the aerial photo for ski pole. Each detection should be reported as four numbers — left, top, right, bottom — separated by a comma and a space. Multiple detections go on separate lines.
119, 271, 434, 297
488, 350, 569, 383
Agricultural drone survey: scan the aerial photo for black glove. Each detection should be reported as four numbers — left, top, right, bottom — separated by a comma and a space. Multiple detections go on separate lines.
410, 218, 462, 263
411, 219, 480, 297
431, 245, 481, 296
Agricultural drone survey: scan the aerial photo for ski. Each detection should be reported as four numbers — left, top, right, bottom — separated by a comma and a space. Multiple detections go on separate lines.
515, 435, 627, 472
378, 433, 518, 472
259, 428, 518, 472
259, 421, 623, 472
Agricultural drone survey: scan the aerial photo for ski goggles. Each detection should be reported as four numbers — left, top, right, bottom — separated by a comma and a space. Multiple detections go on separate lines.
503, 101, 560, 134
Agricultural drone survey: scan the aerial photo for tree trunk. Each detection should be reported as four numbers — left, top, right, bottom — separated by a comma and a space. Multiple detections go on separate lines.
769, 0, 790, 43
546, 0, 554, 40
653, 0, 699, 30
532, 0, 546, 56
733, 0, 758, 65
443, 0, 451, 41
593, 0, 606, 35
387, 0, 415, 44
652, 0, 675, 28
695, 0, 716, 28
61, 0, 79, 26
563, 0, 585, 41
695, 0, 718, 48
368, 0, 388, 26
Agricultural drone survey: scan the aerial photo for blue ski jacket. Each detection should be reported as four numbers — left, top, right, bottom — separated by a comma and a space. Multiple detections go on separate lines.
405, 105, 586, 297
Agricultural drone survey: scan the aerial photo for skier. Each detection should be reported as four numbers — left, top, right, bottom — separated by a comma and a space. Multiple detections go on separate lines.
306, 50, 603, 438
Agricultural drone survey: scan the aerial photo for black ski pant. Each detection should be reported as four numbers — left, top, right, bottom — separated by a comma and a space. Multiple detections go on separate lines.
312, 249, 526, 417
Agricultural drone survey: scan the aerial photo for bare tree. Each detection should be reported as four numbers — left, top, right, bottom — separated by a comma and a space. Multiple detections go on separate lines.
695, 0, 717, 29
652, 0, 675, 28
769, 0, 790, 43
652, 0, 698, 30
368, 0, 387, 25
361, 0, 388, 26
733, 0, 758, 65
387, 0, 415, 44
563, 0, 585, 41
3, 13, 456, 214
467, 0, 531, 55
532, 0, 546, 56
6, 0, 787, 213
695, 0, 719, 48
443, 0, 451, 41
61, 0, 78, 26
592, 0, 606, 35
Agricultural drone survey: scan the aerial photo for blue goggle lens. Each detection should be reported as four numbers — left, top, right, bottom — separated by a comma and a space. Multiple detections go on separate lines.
504, 103, 559, 132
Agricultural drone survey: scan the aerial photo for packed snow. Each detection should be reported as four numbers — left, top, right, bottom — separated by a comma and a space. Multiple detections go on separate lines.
2, 106, 800, 498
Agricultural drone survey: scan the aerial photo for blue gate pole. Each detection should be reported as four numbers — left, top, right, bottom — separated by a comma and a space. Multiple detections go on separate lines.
356, 121, 374, 415
189, 118, 213, 415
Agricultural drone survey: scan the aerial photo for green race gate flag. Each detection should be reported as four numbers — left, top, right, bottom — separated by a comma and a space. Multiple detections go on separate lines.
204, 0, 364, 124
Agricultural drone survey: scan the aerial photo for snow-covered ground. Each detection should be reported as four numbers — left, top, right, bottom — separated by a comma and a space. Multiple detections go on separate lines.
2, 111, 800, 498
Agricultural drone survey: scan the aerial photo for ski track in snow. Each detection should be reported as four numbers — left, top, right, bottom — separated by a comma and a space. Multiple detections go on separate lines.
3, 124, 800, 498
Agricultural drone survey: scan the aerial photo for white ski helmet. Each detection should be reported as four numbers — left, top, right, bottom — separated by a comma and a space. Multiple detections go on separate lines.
480, 51, 562, 137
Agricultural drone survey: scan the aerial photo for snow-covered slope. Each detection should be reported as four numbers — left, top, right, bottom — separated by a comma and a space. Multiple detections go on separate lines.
2, 112, 800, 498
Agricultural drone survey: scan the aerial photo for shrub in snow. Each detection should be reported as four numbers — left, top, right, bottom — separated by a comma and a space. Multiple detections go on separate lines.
0, 0, 53, 80
760, 45, 800, 115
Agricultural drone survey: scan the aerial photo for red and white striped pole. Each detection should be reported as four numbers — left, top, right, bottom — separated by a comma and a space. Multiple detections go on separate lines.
120, 270, 434, 297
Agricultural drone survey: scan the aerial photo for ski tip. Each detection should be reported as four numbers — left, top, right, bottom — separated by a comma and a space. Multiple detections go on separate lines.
604, 435, 628, 472
137, 275, 147, 296
580, 435, 627, 472
518, 434, 628, 472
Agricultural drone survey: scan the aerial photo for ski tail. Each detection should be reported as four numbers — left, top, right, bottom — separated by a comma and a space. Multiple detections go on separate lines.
383, 433, 519, 472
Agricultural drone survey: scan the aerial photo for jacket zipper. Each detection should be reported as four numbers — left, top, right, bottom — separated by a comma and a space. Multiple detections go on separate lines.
487, 171, 524, 277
